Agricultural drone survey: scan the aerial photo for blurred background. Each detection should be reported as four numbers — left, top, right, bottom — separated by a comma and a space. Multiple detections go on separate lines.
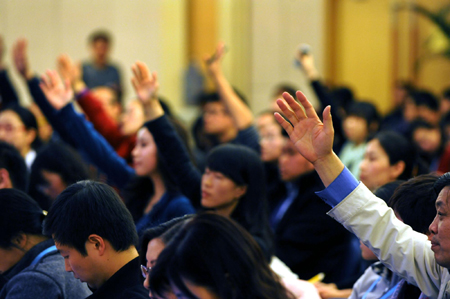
1, 0, 449, 121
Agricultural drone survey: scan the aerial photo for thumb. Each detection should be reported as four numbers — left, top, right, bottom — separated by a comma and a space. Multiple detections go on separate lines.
322, 105, 334, 135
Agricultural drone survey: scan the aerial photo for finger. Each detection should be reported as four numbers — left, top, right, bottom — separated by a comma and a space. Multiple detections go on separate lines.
283, 92, 306, 120
295, 91, 319, 120
137, 61, 150, 80
322, 105, 334, 136
274, 112, 294, 136
40, 74, 51, 91
151, 71, 158, 84
49, 69, 62, 87
131, 64, 141, 82
277, 97, 300, 126
131, 77, 139, 93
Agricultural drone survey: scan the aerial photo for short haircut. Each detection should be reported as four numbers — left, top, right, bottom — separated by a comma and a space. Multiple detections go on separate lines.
0, 188, 44, 249
43, 180, 138, 255
409, 90, 439, 111
389, 174, 438, 234
0, 141, 28, 191
273, 84, 298, 98
88, 30, 111, 44
346, 101, 380, 129
434, 172, 450, 196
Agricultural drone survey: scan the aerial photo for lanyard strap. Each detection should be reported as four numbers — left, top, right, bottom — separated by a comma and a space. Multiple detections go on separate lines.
30, 245, 58, 267
362, 277, 400, 299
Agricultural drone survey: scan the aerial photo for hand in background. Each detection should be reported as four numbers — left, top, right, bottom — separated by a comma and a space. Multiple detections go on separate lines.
39, 70, 73, 111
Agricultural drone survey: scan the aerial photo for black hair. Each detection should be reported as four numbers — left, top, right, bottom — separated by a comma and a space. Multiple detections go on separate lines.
273, 84, 298, 98
0, 189, 45, 249
374, 180, 404, 204
330, 86, 354, 113
123, 116, 193, 222
150, 213, 294, 299
443, 87, 450, 100
434, 172, 450, 195
28, 141, 90, 210
346, 101, 380, 133
374, 131, 417, 180
43, 180, 138, 255
88, 29, 112, 44
389, 174, 438, 234
139, 215, 193, 265
0, 141, 28, 191
198, 88, 249, 107
1, 103, 42, 151
409, 90, 439, 111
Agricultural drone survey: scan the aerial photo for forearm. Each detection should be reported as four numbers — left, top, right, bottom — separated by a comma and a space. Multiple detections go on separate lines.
0, 69, 19, 106
210, 71, 253, 129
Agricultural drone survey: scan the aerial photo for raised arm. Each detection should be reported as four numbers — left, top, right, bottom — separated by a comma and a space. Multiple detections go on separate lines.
275, 91, 343, 187
205, 43, 253, 130
131, 61, 202, 205
39, 70, 134, 188
0, 36, 20, 106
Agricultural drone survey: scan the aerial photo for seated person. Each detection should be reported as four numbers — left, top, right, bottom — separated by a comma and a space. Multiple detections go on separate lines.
275, 90, 450, 298
43, 180, 148, 298
0, 188, 91, 298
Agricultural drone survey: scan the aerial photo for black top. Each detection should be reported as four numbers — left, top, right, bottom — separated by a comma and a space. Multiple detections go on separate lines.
86, 257, 148, 299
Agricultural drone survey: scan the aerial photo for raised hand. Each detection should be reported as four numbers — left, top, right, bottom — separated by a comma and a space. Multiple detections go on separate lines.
12, 39, 33, 80
275, 91, 334, 164
39, 70, 73, 111
57, 54, 82, 83
131, 61, 163, 121
275, 91, 343, 186
204, 42, 226, 76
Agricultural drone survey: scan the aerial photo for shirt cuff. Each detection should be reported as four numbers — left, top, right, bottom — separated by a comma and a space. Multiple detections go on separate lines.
315, 167, 359, 207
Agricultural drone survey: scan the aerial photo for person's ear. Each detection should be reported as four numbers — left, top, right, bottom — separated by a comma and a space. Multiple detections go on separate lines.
390, 160, 405, 180
11, 233, 27, 249
25, 128, 37, 147
234, 185, 247, 200
0, 168, 13, 189
87, 234, 106, 256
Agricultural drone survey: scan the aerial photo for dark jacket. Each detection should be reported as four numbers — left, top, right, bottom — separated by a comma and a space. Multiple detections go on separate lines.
0, 239, 91, 299
270, 171, 363, 288
86, 257, 148, 299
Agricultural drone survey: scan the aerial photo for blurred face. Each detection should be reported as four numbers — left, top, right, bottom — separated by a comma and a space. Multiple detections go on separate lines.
132, 128, 158, 176
343, 116, 368, 144
359, 139, 399, 191
181, 279, 220, 299
257, 114, 283, 162
143, 238, 165, 290
202, 102, 234, 135
201, 168, 246, 216
441, 98, 450, 116
56, 242, 101, 289
429, 187, 450, 268
92, 87, 121, 122
403, 97, 418, 122
0, 246, 25, 274
278, 138, 314, 182
0, 110, 34, 156
91, 39, 109, 65
413, 127, 441, 154
121, 100, 145, 136
41, 170, 67, 200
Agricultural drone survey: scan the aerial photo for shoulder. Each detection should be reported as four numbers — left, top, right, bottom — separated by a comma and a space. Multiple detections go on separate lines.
165, 193, 195, 213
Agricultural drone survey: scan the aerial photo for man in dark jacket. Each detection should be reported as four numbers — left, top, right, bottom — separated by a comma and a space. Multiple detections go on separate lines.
269, 135, 363, 288
44, 180, 148, 298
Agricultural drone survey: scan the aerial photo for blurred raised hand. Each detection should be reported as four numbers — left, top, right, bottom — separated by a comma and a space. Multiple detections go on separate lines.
12, 38, 33, 80
39, 70, 73, 111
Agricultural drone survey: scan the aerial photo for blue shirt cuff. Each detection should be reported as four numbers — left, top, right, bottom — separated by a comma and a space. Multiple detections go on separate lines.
315, 167, 359, 207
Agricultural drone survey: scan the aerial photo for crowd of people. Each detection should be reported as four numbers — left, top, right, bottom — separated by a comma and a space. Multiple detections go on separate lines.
1, 28, 450, 299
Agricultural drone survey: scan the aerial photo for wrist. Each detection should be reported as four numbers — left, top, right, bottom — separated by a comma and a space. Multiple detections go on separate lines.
24, 70, 34, 81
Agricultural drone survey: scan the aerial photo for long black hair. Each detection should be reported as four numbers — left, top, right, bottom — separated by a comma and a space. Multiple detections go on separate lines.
150, 213, 293, 299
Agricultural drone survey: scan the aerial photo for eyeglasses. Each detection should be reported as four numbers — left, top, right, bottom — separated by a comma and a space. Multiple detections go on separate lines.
141, 264, 151, 278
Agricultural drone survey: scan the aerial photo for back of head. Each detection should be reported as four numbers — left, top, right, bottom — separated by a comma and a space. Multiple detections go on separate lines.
0, 188, 44, 249
330, 86, 354, 113
206, 144, 266, 229
374, 131, 416, 180
150, 213, 291, 299
389, 174, 439, 234
43, 180, 138, 255
0, 141, 28, 191
374, 180, 404, 204
410, 90, 439, 111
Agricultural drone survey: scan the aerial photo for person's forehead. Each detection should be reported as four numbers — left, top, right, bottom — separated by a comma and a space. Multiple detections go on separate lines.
436, 187, 450, 207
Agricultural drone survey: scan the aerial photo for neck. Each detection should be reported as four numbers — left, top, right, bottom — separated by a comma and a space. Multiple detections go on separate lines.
217, 127, 238, 143
24, 235, 49, 251
144, 172, 167, 214
21, 147, 32, 159
98, 247, 139, 288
